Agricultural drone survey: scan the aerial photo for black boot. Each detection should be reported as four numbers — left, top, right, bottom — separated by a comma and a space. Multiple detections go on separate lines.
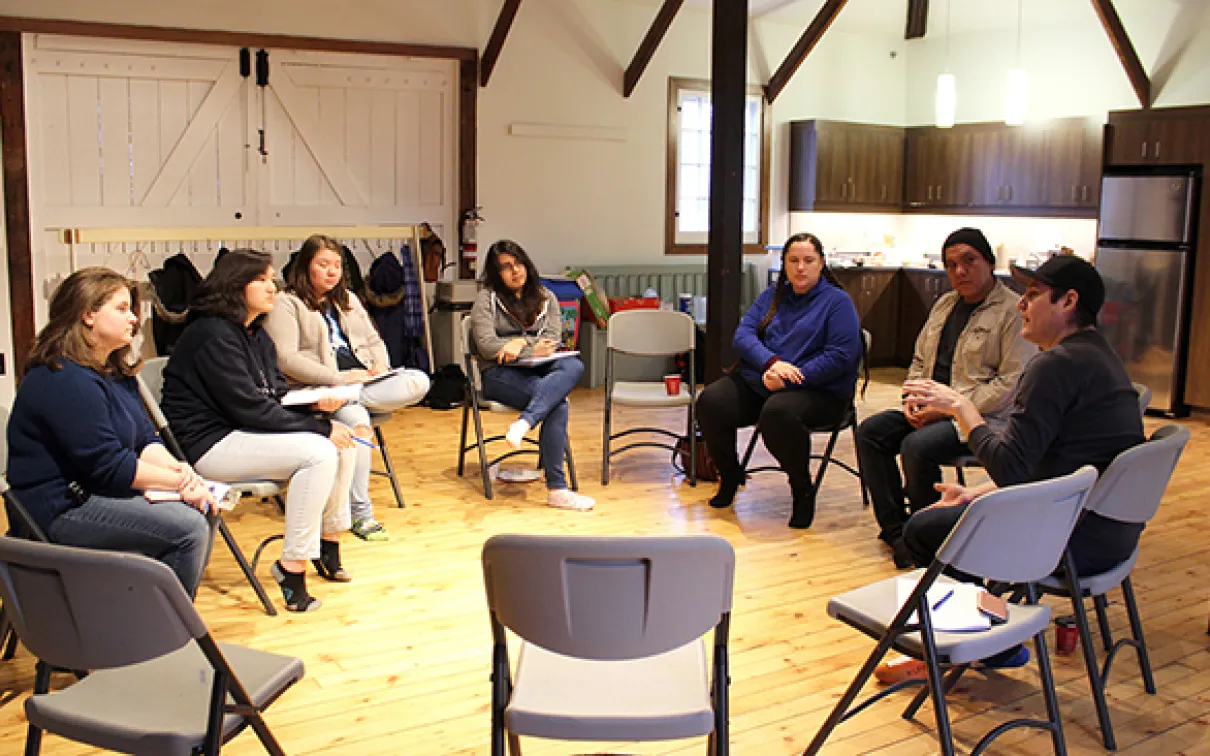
787, 484, 816, 529
709, 473, 744, 509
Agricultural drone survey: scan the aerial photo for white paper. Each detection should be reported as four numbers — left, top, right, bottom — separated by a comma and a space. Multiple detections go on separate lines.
281, 384, 362, 406
512, 350, 581, 368
145, 480, 236, 511
895, 577, 992, 633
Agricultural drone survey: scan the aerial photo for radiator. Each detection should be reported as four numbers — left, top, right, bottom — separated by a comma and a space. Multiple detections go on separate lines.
583, 264, 763, 311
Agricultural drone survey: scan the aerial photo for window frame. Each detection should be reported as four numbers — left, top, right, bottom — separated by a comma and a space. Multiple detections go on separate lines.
664, 76, 771, 256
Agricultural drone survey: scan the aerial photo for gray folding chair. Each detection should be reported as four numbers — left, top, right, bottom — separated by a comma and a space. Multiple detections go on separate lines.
458, 316, 578, 499
1038, 424, 1189, 750
368, 409, 405, 508
0, 537, 302, 756
602, 310, 697, 486
139, 357, 283, 616
740, 329, 871, 508
805, 466, 1099, 756
482, 534, 735, 755
953, 381, 1151, 486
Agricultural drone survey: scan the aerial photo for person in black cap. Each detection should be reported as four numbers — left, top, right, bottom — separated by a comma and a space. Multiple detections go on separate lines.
882, 254, 1145, 675
855, 227, 1034, 568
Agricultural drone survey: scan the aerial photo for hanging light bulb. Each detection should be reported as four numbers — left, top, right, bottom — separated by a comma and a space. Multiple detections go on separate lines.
936, 73, 957, 128
935, 0, 956, 129
1005, 0, 1028, 124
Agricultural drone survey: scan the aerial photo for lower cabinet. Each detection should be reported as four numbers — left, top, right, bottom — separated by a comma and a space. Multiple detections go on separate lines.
833, 269, 900, 368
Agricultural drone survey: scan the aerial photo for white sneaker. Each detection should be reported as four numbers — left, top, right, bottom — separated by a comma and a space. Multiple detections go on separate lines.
506, 419, 531, 450
548, 489, 595, 511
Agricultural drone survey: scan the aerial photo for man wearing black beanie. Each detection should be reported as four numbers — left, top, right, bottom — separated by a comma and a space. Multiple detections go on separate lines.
855, 227, 1035, 568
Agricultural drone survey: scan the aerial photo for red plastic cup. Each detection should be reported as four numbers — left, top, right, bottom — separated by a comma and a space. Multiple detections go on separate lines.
664, 374, 682, 396
1055, 619, 1078, 655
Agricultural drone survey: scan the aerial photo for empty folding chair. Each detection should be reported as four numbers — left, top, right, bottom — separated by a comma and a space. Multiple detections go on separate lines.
602, 310, 696, 485
805, 466, 1099, 756
0, 537, 303, 756
1038, 424, 1189, 750
482, 534, 735, 755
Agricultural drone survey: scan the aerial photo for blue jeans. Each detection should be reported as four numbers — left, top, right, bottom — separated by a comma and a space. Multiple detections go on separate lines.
480, 357, 583, 490
48, 494, 212, 598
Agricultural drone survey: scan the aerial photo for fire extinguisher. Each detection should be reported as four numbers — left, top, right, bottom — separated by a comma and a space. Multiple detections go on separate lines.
459, 207, 484, 280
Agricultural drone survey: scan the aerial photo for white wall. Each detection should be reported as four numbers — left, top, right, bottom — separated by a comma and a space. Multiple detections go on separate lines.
904, 1, 1210, 125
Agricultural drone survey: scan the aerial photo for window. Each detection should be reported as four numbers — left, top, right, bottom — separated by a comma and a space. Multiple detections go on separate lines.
665, 77, 770, 255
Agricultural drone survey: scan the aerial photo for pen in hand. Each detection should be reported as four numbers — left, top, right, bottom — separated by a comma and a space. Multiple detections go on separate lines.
931, 589, 955, 612
351, 435, 381, 451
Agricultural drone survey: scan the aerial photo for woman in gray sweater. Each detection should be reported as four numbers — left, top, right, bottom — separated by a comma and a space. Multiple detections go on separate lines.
469, 240, 594, 511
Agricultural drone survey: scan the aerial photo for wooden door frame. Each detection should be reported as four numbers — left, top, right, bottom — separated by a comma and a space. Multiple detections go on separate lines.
0, 16, 478, 377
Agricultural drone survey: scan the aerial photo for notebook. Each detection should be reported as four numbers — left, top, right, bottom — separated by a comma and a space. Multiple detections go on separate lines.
895, 577, 992, 633
512, 350, 580, 368
145, 481, 235, 511
281, 384, 362, 406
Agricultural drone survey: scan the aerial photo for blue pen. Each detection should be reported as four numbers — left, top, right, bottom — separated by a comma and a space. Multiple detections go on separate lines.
931, 589, 955, 612
351, 436, 381, 451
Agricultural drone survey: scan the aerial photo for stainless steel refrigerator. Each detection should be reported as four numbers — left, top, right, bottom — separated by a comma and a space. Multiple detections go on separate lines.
1096, 170, 1199, 415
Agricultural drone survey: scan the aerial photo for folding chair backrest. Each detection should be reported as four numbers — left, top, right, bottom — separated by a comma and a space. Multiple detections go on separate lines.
0, 537, 207, 671
461, 315, 484, 392
607, 310, 695, 356
1132, 382, 1152, 416
483, 534, 735, 660
141, 356, 169, 405
1084, 424, 1189, 525
936, 465, 1098, 584
0, 403, 8, 474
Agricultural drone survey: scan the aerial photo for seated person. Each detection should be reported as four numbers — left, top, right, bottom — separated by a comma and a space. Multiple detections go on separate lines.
890, 255, 1144, 674
856, 228, 1034, 568
265, 233, 431, 541
6, 268, 213, 597
696, 232, 863, 529
469, 240, 594, 511
162, 249, 360, 613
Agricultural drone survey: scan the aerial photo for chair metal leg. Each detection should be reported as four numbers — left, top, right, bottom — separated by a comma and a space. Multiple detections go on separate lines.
491, 642, 509, 756
2, 618, 18, 660
1121, 577, 1157, 694
713, 648, 729, 755
507, 732, 522, 756
471, 403, 493, 500
202, 667, 229, 756
1029, 584, 1069, 756
1064, 551, 1116, 750
915, 596, 957, 756
565, 440, 579, 492
602, 353, 613, 485
1094, 594, 1114, 652
25, 661, 51, 756
374, 426, 406, 508
956, 465, 966, 486
849, 426, 871, 509
740, 429, 760, 472
903, 665, 965, 721
217, 517, 279, 617
688, 390, 697, 487
457, 402, 470, 477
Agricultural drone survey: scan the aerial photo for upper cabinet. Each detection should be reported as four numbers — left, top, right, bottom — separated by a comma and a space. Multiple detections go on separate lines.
789, 121, 904, 212
1107, 108, 1208, 166
904, 127, 967, 208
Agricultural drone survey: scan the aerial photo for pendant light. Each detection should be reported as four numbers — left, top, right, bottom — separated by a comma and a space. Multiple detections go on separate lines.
1005, 0, 1029, 124
935, 0, 956, 129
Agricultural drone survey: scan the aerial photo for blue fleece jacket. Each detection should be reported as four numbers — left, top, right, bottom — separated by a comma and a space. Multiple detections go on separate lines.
733, 277, 862, 398
6, 360, 162, 534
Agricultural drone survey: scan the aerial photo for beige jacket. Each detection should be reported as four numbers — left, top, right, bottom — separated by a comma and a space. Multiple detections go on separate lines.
263, 291, 390, 386
907, 280, 1035, 418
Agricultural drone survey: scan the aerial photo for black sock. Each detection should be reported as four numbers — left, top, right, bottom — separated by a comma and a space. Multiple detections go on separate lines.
274, 561, 307, 603
319, 539, 341, 571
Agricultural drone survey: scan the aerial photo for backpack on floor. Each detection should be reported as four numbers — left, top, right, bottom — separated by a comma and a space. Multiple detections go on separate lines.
424, 364, 467, 410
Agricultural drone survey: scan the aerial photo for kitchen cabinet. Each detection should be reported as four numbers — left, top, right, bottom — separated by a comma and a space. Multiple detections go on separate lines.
790, 121, 904, 211
1107, 108, 1209, 166
833, 269, 899, 367
904, 128, 966, 208
1043, 118, 1102, 209
897, 270, 951, 366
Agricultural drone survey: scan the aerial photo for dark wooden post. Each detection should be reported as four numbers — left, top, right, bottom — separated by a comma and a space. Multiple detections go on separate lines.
0, 31, 33, 379
705, 0, 748, 382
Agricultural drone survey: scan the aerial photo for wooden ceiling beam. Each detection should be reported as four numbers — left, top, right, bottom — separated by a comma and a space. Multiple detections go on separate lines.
480, 0, 522, 87
623, 0, 683, 98
905, 0, 929, 40
765, 0, 849, 104
1089, 0, 1151, 108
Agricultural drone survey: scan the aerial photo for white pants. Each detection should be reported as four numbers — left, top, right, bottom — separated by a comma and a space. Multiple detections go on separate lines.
335, 368, 430, 521
195, 430, 356, 561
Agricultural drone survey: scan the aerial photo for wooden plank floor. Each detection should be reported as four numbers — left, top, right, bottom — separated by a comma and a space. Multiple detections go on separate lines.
2, 369, 1209, 755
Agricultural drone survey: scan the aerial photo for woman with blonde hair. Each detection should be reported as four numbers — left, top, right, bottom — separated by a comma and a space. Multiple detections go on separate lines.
265, 234, 430, 539
5, 267, 214, 596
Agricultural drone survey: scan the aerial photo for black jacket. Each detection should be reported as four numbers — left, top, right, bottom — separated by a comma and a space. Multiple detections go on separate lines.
161, 315, 332, 463
148, 254, 203, 354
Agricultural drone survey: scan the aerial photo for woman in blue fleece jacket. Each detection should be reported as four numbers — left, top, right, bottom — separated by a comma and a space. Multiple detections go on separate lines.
697, 233, 862, 528
6, 268, 214, 596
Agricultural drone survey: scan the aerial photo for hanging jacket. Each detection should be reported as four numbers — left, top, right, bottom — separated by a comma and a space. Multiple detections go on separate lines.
147, 253, 203, 355
365, 245, 430, 372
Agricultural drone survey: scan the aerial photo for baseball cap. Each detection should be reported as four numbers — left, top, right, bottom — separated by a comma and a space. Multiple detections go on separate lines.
1011, 255, 1105, 318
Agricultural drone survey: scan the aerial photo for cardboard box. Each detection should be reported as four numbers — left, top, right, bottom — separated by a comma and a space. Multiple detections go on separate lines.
568, 269, 612, 328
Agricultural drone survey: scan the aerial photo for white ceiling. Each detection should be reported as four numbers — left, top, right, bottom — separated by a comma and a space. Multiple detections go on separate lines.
672, 0, 1199, 38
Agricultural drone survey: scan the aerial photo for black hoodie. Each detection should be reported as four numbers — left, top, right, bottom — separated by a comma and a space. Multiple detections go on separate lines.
161, 315, 332, 463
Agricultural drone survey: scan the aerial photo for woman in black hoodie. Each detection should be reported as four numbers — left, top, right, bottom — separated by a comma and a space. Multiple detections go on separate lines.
161, 249, 360, 612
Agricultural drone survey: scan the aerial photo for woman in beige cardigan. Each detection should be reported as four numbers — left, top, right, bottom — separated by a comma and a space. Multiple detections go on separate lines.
265, 234, 430, 540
